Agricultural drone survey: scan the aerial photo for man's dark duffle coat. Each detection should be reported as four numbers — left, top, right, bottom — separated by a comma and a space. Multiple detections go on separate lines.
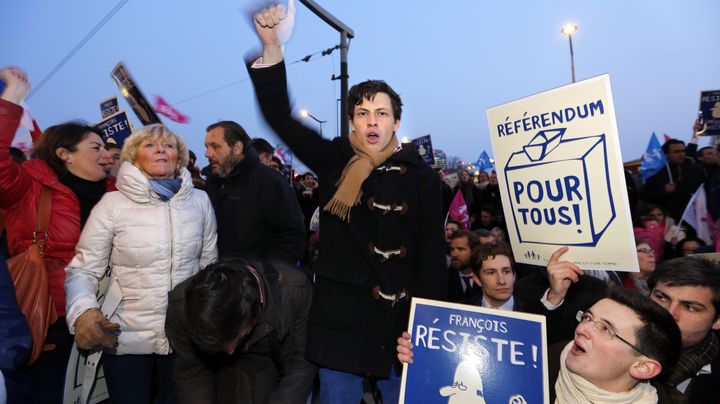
248, 60, 447, 378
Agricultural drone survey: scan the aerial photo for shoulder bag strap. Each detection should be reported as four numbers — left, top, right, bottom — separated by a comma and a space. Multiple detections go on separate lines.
34, 185, 52, 253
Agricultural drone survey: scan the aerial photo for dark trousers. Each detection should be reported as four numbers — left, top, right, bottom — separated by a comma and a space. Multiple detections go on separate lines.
102, 353, 176, 404
22, 319, 74, 404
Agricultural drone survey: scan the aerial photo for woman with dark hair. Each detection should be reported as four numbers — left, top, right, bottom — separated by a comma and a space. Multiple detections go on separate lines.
65, 124, 217, 403
0, 68, 113, 401
621, 238, 657, 296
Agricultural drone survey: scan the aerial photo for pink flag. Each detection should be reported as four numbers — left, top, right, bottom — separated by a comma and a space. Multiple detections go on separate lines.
663, 133, 672, 142
152, 95, 190, 124
447, 190, 470, 229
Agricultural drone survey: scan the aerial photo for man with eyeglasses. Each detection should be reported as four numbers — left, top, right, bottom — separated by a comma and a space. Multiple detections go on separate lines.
640, 138, 704, 221
647, 256, 720, 403
396, 286, 680, 403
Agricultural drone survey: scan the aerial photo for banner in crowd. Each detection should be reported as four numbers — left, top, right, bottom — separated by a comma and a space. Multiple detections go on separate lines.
153, 95, 190, 124
110, 62, 162, 126
639, 132, 667, 182
699, 89, 720, 136
100, 96, 120, 119
475, 150, 494, 172
486, 74, 638, 271
412, 134, 435, 166
447, 191, 470, 229
95, 110, 133, 147
399, 298, 548, 404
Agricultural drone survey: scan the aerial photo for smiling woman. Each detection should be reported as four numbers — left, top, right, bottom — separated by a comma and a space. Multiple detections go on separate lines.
65, 124, 218, 402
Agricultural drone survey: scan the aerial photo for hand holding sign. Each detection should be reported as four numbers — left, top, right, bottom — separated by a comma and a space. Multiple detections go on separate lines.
397, 331, 414, 364
546, 247, 583, 305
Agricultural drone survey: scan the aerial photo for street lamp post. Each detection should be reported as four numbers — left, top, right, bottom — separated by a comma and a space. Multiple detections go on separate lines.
561, 23, 577, 83
301, 110, 327, 135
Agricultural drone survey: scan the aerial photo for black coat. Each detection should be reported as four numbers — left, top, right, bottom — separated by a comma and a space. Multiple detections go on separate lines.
205, 148, 306, 263
165, 260, 316, 404
446, 266, 482, 303
248, 60, 447, 378
640, 158, 704, 221
514, 270, 608, 345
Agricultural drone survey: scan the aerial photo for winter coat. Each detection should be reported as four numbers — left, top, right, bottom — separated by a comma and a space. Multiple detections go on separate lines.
65, 162, 217, 355
0, 99, 114, 315
640, 158, 704, 221
248, 60, 446, 377
165, 260, 316, 404
205, 147, 305, 263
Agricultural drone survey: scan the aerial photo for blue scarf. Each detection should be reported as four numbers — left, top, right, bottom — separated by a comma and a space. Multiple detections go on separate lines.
149, 178, 182, 201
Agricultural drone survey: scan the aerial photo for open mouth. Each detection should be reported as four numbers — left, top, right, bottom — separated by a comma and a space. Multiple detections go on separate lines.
366, 133, 379, 144
571, 341, 586, 354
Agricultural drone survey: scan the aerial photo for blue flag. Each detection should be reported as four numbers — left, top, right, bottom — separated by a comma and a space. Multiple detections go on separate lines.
639, 132, 667, 182
475, 150, 493, 172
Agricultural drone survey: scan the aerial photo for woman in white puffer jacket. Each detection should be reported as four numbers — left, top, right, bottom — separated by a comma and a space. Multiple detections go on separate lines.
65, 124, 217, 403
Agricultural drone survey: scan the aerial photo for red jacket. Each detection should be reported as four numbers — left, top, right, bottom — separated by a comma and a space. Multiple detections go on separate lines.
0, 99, 114, 315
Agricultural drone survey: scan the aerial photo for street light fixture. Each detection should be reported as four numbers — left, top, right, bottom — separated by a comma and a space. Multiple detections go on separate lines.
561, 23, 577, 83
301, 109, 327, 135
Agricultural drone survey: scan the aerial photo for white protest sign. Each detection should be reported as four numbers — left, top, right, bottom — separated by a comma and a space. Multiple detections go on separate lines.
486, 75, 638, 271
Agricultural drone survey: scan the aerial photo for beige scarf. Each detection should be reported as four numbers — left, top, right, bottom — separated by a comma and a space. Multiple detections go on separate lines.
555, 342, 658, 404
323, 131, 398, 222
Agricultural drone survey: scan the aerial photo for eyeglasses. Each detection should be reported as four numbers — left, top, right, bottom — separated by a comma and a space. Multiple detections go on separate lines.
575, 311, 651, 358
636, 248, 655, 255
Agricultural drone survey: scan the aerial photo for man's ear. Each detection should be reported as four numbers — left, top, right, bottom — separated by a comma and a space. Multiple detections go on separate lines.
232, 141, 244, 157
711, 316, 720, 331
629, 358, 662, 381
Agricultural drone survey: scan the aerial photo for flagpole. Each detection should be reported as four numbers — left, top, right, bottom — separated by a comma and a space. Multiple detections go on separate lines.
666, 163, 673, 184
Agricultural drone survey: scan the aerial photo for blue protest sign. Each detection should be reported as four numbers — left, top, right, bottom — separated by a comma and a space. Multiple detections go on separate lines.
400, 298, 548, 404
100, 96, 120, 118
412, 134, 436, 166
94, 110, 133, 147
699, 89, 720, 136
639, 132, 667, 182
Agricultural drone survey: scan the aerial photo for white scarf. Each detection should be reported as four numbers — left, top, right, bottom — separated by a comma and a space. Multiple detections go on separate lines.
554, 342, 658, 404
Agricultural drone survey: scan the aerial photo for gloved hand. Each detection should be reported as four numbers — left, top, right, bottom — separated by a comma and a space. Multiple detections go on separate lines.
74, 308, 120, 350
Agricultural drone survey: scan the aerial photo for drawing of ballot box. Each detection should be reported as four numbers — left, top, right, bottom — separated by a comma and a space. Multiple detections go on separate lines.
503, 128, 616, 246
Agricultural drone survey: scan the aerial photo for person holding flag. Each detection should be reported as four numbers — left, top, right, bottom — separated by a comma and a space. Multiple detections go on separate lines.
640, 137, 704, 221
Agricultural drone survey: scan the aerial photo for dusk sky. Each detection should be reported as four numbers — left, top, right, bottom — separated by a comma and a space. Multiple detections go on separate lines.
4, 0, 719, 169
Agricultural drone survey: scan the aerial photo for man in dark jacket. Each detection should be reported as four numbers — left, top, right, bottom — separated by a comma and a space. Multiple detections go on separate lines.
204, 121, 305, 263
640, 139, 704, 221
249, 5, 446, 403
165, 259, 315, 404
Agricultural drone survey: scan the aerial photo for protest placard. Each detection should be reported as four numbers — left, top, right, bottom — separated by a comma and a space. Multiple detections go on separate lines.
400, 298, 548, 404
100, 96, 119, 119
110, 62, 162, 126
699, 89, 720, 136
95, 109, 133, 147
486, 75, 638, 271
412, 134, 435, 166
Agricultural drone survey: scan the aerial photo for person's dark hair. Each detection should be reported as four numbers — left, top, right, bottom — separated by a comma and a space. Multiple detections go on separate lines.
606, 286, 681, 374
448, 229, 479, 250
270, 156, 284, 170
480, 204, 498, 217
698, 146, 715, 158
475, 229, 492, 239
31, 121, 103, 176
446, 219, 462, 229
302, 172, 316, 181
348, 80, 403, 121
251, 138, 275, 155
661, 139, 685, 154
648, 256, 720, 318
635, 236, 652, 247
472, 241, 514, 275
184, 259, 264, 353
674, 236, 706, 257
104, 143, 121, 151
9, 147, 26, 164
188, 149, 196, 161
206, 121, 251, 149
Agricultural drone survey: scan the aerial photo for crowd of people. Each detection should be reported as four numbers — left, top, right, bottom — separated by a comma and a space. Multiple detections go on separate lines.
1, 3, 720, 404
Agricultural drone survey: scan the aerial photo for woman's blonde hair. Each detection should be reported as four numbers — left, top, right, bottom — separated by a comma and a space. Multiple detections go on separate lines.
121, 124, 189, 173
